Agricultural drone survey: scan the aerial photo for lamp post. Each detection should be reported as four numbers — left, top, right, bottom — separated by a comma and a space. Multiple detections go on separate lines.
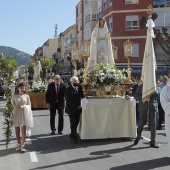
71, 44, 79, 75
81, 40, 90, 84
123, 39, 133, 83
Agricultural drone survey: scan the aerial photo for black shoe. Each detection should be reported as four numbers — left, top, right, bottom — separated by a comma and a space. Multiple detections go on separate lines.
156, 126, 164, 130
134, 138, 139, 145
58, 131, 63, 135
140, 136, 143, 139
150, 142, 159, 148
50, 131, 56, 135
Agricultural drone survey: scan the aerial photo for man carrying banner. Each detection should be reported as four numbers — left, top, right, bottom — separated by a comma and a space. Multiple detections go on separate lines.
133, 17, 159, 148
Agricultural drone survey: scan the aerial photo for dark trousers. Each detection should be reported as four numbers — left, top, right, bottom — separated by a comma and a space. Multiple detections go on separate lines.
67, 108, 81, 141
137, 110, 156, 143
158, 103, 165, 125
136, 103, 139, 125
50, 102, 64, 132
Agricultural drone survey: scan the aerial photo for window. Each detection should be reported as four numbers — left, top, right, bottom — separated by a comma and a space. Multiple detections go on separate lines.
84, 0, 88, 4
103, 0, 107, 10
125, 0, 139, 4
109, 0, 112, 6
76, 7, 80, 16
99, 6, 102, 13
133, 44, 139, 57
92, 14, 97, 21
109, 17, 113, 32
85, 14, 90, 23
126, 15, 139, 30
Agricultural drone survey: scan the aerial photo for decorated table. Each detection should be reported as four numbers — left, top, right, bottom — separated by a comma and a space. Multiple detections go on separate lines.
79, 97, 136, 139
27, 92, 46, 109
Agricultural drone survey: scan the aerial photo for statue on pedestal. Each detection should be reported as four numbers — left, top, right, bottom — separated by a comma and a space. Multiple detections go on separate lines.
30, 57, 42, 82
87, 18, 115, 68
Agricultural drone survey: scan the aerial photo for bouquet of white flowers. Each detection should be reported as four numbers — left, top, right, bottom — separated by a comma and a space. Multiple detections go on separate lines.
87, 63, 124, 87
28, 81, 47, 93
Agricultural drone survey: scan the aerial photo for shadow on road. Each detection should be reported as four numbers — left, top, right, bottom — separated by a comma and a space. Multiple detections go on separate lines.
109, 157, 170, 170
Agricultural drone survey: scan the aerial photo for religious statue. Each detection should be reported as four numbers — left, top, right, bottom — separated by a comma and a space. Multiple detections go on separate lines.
30, 57, 42, 82
87, 18, 115, 68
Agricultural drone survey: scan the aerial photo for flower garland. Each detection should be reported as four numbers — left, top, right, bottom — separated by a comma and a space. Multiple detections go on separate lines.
2, 61, 15, 149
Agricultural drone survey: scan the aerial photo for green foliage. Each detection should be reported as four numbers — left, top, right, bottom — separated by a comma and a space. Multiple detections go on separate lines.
1, 56, 16, 149
40, 57, 56, 70
0, 55, 18, 76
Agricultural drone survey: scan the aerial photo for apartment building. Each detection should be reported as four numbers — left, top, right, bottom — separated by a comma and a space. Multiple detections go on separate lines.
83, 0, 98, 40
76, 0, 84, 49
101, 0, 170, 75
42, 38, 58, 59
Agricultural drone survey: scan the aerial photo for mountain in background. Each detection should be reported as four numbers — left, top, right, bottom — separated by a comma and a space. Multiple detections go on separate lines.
0, 46, 31, 67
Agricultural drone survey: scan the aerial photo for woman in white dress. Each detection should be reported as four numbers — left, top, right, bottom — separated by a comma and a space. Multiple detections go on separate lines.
12, 83, 32, 152
87, 18, 115, 68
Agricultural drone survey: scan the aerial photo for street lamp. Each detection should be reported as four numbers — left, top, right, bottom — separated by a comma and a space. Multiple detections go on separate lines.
71, 44, 79, 75
81, 40, 90, 84
123, 39, 133, 83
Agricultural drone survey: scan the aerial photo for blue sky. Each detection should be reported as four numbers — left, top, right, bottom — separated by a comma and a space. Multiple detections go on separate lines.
0, 0, 79, 55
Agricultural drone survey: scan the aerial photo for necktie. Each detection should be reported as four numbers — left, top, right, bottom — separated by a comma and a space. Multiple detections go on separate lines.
56, 84, 59, 101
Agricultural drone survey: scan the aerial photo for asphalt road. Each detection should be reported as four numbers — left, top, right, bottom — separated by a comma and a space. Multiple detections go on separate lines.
0, 97, 170, 170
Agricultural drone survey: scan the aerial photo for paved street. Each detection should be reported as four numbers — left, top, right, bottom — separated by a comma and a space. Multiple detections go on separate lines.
0, 97, 170, 170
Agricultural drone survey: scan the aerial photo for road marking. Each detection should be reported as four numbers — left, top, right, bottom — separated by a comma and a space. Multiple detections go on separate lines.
30, 151, 38, 162
142, 136, 162, 145
142, 136, 150, 141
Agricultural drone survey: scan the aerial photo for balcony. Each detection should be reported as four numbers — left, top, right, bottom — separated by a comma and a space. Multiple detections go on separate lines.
153, 0, 170, 7
64, 38, 76, 47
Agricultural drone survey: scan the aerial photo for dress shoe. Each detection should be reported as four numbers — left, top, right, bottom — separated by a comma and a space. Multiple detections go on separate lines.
58, 131, 63, 135
150, 142, 159, 148
50, 131, 56, 135
134, 138, 140, 145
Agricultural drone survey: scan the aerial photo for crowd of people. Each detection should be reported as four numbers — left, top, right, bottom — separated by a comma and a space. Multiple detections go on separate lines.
9, 74, 84, 153
2, 17, 170, 153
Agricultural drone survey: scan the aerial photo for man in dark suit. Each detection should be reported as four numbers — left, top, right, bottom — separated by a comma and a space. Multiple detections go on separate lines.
132, 77, 141, 125
46, 75, 66, 135
65, 76, 83, 144
134, 83, 159, 148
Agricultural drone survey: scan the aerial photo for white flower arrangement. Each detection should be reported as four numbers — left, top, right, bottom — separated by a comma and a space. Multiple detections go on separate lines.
76, 68, 84, 83
28, 81, 47, 93
87, 63, 124, 87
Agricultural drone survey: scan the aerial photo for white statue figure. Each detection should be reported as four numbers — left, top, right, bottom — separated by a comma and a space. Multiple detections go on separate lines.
87, 18, 115, 68
30, 57, 42, 82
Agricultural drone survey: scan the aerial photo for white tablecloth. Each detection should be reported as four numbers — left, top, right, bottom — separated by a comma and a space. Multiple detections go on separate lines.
79, 97, 136, 139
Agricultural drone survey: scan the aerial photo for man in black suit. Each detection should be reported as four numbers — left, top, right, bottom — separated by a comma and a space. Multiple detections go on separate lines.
134, 83, 159, 148
46, 75, 66, 135
65, 76, 83, 143
132, 77, 141, 125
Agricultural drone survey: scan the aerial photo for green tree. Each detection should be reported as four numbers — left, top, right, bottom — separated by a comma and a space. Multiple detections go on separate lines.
0, 55, 17, 148
0, 55, 18, 76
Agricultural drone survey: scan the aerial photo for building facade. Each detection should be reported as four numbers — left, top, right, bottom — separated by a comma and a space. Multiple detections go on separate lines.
76, 0, 84, 50
101, 0, 170, 75
83, 0, 98, 40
